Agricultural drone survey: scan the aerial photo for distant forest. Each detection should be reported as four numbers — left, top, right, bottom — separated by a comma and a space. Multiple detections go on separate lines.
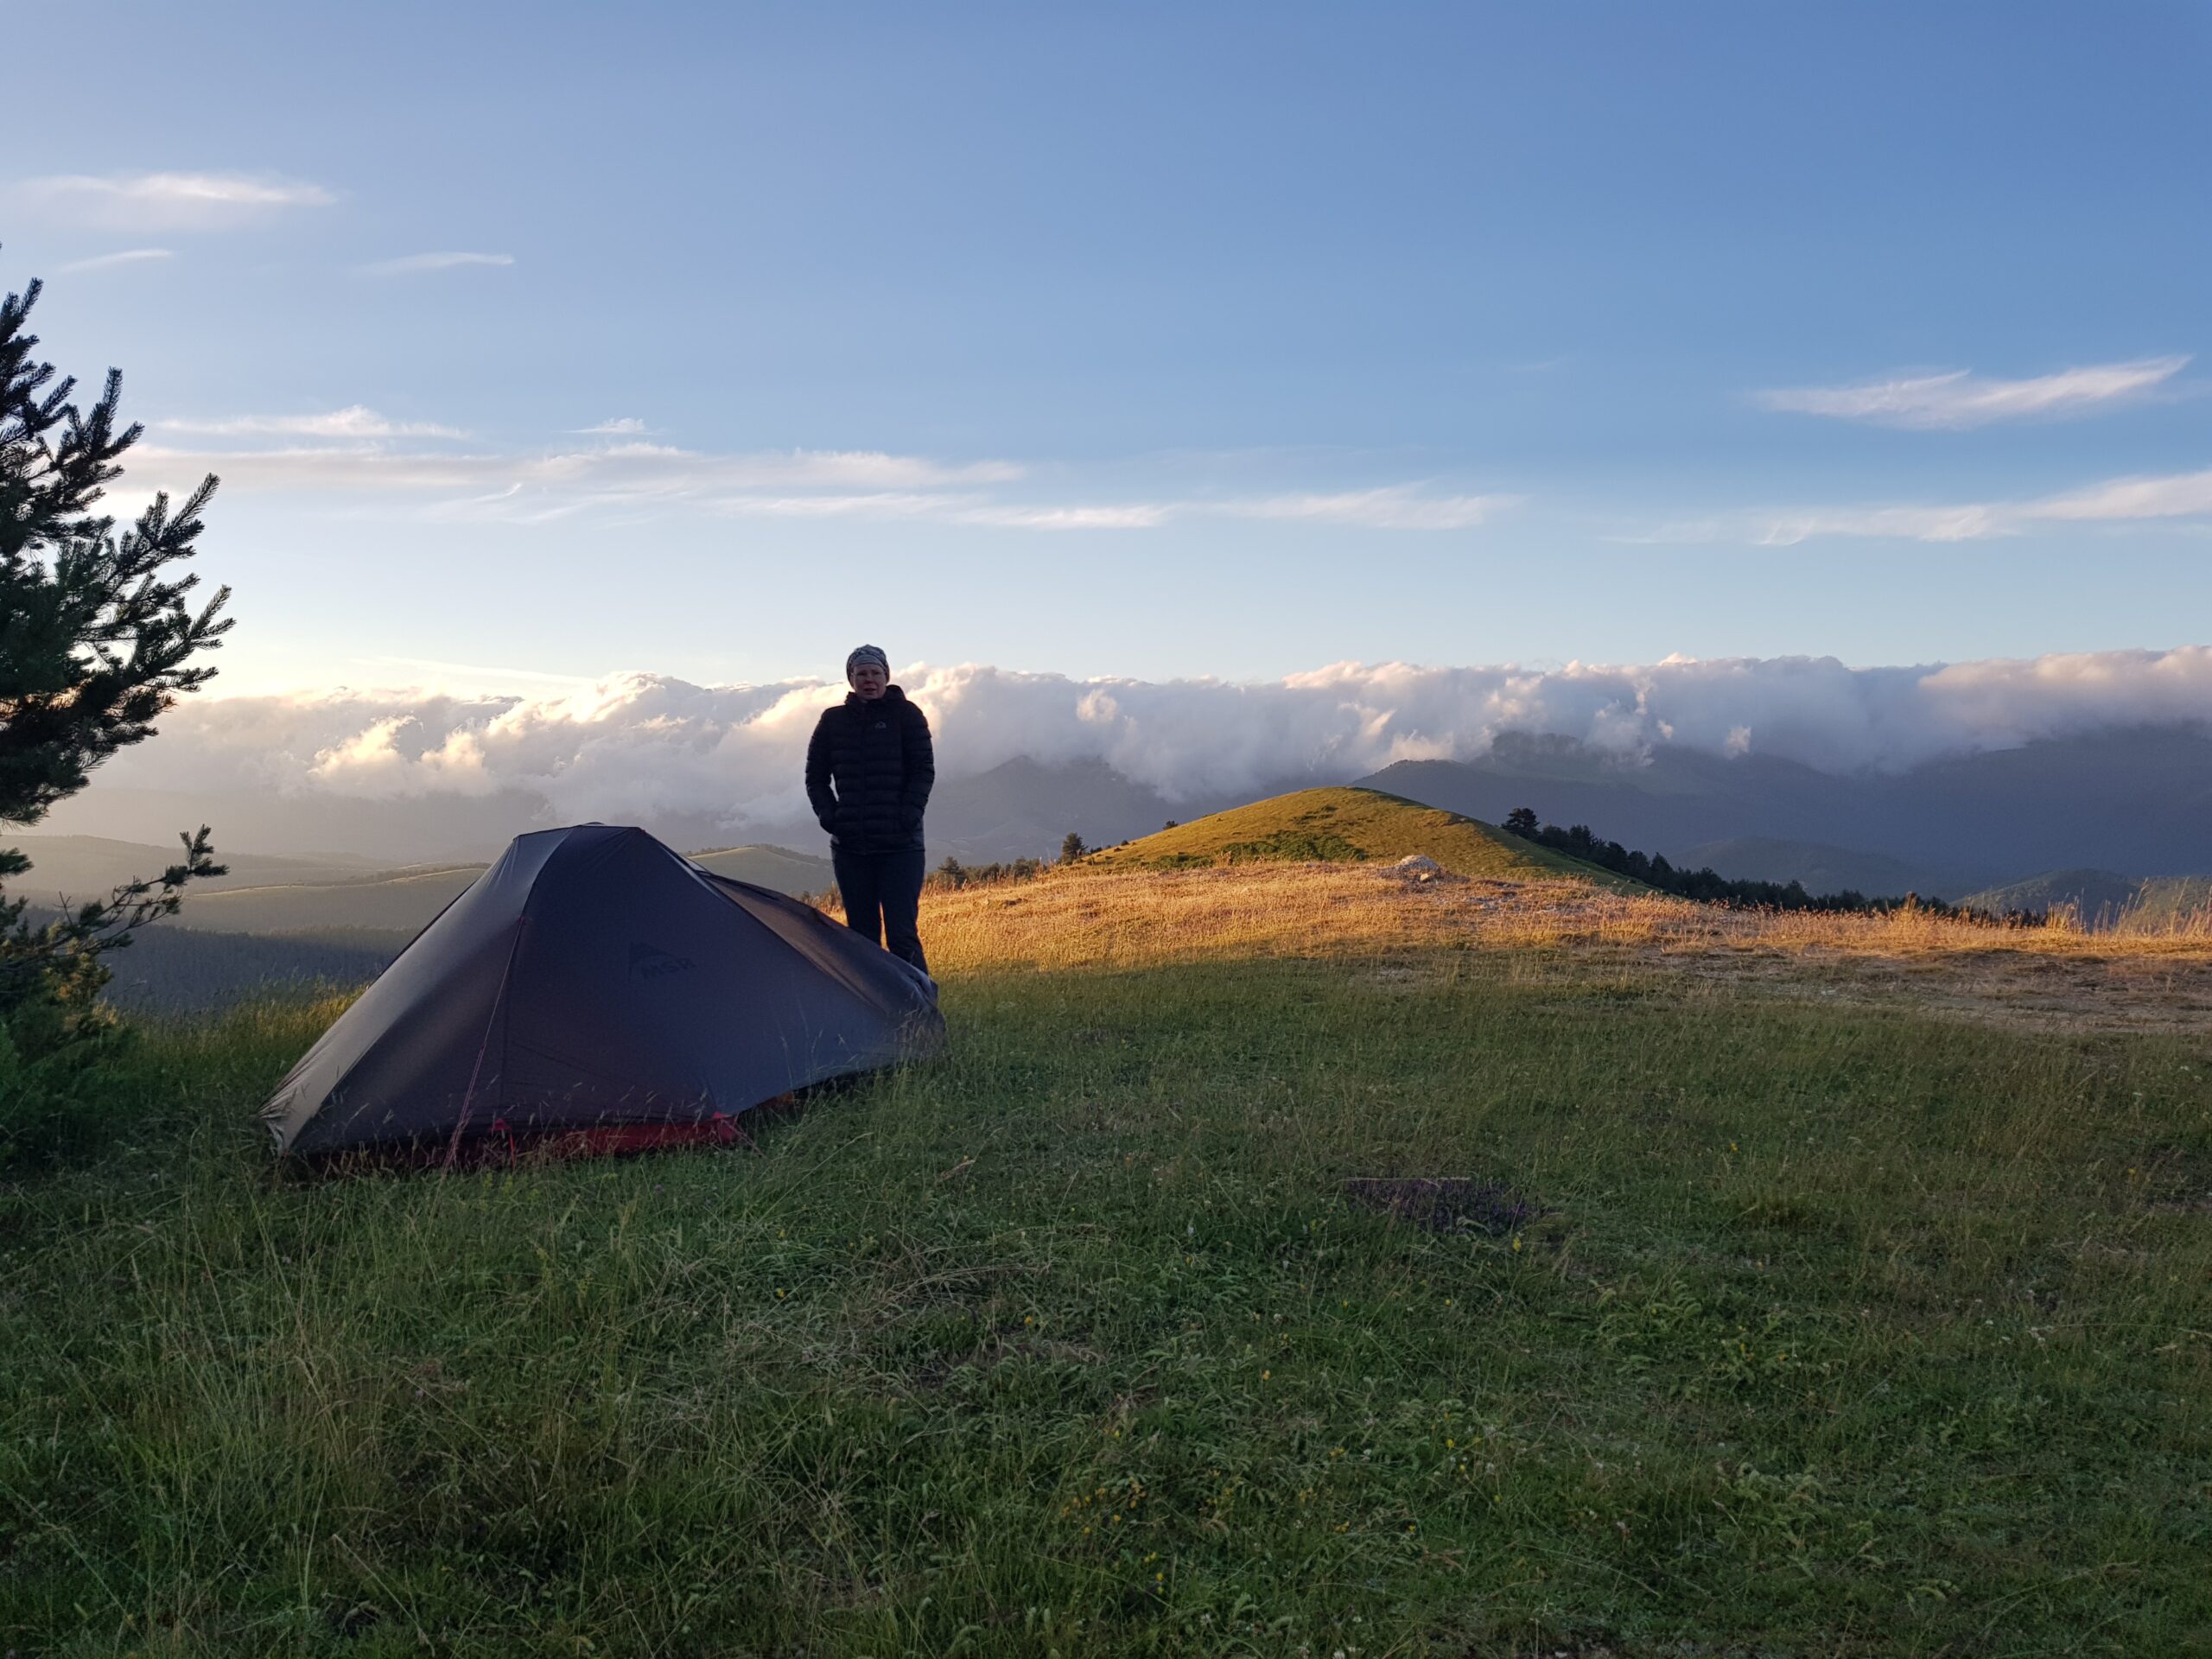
1500, 808, 2041, 924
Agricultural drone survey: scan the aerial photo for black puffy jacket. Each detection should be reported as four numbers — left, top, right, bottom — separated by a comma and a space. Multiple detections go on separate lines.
804, 686, 935, 852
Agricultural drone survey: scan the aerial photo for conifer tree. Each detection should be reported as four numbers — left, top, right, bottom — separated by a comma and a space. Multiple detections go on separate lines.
0, 263, 232, 1045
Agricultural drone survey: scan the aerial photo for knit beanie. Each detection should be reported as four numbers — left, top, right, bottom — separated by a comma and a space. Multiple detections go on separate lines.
845, 644, 890, 682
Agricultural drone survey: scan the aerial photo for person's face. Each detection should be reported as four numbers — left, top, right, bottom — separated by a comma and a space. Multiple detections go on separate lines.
849, 662, 889, 700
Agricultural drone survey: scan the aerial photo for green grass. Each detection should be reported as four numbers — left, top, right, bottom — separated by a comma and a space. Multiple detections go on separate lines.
1090, 786, 1638, 887
3, 952, 2209, 1656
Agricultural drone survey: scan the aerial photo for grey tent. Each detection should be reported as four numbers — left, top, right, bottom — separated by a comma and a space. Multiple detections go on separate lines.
263, 823, 943, 1158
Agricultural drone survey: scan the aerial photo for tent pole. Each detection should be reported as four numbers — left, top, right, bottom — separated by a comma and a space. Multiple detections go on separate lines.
444, 916, 529, 1167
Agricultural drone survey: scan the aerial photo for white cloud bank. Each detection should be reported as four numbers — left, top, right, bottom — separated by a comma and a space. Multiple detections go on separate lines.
1758, 356, 2190, 429
16, 170, 334, 232
99, 647, 2212, 832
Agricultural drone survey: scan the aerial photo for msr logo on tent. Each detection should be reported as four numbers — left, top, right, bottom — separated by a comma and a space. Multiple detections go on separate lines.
628, 943, 696, 982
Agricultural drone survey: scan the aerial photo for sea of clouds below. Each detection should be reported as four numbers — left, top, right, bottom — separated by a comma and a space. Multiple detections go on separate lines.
87, 646, 2212, 836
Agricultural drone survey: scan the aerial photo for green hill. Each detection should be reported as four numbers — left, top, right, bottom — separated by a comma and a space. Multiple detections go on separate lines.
3, 832, 380, 903
173, 844, 833, 937
1089, 785, 1640, 887
174, 865, 487, 935
1963, 868, 2142, 921
688, 843, 836, 893
95, 925, 401, 1014
2126, 875, 2212, 929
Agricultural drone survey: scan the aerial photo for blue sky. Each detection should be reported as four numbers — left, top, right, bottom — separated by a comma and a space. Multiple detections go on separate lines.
10, 2, 2209, 694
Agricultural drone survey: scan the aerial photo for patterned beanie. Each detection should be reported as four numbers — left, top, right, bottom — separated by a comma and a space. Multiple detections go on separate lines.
845, 644, 890, 681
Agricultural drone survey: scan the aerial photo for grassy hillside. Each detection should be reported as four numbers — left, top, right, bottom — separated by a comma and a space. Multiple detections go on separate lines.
99, 844, 834, 1011
95, 925, 401, 1014
1965, 869, 2212, 932
1089, 785, 1638, 887
4, 832, 379, 901
2127, 874, 2212, 930
173, 844, 833, 936
5, 863, 2209, 1656
175, 863, 488, 935
1964, 867, 2142, 920
688, 842, 836, 892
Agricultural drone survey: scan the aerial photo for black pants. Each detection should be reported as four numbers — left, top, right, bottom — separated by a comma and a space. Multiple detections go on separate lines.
832, 846, 928, 974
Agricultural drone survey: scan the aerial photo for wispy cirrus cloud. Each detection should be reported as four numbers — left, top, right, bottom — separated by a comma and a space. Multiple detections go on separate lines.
125, 414, 1514, 532
1224, 486, 1515, 530
155, 406, 467, 441
2029, 467, 2212, 524
130, 436, 1026, 505
1757, 355, 2190, 429
1747, 465, 2212, 545
1753, 504, 2012, 545
57, 247, 175, 275
359, 251, 515, 276
953, 502, 1173, 530
16, 170, 334, 232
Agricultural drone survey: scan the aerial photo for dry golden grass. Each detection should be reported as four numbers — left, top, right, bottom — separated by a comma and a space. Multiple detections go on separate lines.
912, 860, 2212, 1035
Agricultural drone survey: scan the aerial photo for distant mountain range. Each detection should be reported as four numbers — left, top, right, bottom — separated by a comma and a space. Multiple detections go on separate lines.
1361, 727, 2212, 898
1666, 837, 1979, 899
4, 832, 384, 902
178, 843, 832, 937
16, 837, 836, 1013
25, 757, 1277, 869
20, 724, 2212, 899
10, 835, 831, 941
45, 746, 2212, 1014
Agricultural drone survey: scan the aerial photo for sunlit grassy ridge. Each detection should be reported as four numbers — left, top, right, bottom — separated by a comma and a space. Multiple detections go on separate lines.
1089, 785, 1638, 888
4, 859, 2210, 1656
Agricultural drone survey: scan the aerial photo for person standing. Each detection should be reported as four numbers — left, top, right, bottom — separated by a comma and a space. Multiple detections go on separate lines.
804, 645, 935, 974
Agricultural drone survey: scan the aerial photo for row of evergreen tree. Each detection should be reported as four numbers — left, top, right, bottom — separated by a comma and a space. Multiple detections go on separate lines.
931, 855, 1048, 890
1499, 808, 2043, 925
3, 259, 235, 1073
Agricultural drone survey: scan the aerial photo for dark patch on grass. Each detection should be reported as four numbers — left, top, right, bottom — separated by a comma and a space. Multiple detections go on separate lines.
1220, 830, 1370, 864
1340, 1175, 1541, 1235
